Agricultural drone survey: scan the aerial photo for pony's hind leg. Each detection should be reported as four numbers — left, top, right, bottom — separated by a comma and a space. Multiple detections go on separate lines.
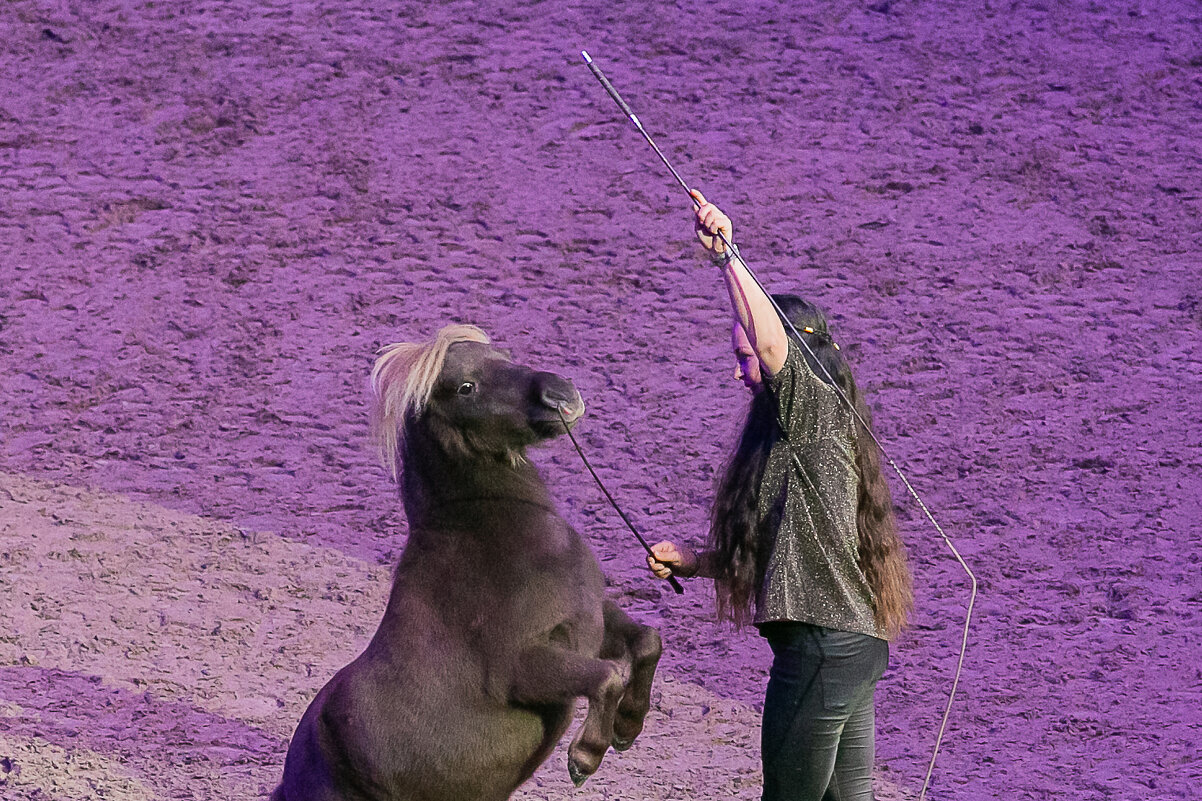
509, 645, 629, 787
600, 599, 662, 751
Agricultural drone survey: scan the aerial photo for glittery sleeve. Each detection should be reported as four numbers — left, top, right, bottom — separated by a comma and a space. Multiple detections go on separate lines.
764, 339, 829, 434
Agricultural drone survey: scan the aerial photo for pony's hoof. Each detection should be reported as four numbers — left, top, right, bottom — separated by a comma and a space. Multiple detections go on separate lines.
568, 760, 590, 788
611, 735, 634, 752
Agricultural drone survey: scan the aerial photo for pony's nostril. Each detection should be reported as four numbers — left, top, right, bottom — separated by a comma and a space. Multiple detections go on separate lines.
542, 389, 572, 407
543, 391, 583, 419
539, 389, 584, 427
536, 374, 580, 411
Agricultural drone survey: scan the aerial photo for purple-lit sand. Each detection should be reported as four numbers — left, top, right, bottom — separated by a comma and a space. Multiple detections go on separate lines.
1, 1, 1199, 798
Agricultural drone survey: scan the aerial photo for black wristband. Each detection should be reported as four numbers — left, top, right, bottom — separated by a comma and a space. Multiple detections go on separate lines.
713, 245, 737, 268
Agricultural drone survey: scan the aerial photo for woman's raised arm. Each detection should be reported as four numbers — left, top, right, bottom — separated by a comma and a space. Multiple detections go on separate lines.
691, 190, 788, 376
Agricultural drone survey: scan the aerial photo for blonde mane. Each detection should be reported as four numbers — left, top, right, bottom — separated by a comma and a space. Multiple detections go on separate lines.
371, 324, 491, 480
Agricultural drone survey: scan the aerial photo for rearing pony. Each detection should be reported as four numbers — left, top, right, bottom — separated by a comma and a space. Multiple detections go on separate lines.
274, 324, 662, 801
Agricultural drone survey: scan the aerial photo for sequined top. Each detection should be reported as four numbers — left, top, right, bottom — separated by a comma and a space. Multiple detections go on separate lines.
753, 340, 883, 640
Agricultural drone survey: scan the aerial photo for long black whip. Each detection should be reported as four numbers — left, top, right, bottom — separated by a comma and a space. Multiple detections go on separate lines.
581, 50, 976, 800
557, 407, 685, 595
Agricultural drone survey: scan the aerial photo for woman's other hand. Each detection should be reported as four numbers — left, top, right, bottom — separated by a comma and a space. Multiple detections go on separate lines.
691, 189, 732, 255
647, 541, 699, 579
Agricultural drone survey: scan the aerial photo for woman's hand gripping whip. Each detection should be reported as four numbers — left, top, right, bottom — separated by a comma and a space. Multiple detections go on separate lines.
581, 50, 976, 800
556, 407, 685, 595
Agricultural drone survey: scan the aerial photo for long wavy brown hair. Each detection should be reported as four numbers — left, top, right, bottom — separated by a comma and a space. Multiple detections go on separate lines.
708, 295, 913, 638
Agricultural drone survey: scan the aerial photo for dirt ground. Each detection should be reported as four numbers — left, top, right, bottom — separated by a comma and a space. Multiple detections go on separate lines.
1, 1, 1199, 799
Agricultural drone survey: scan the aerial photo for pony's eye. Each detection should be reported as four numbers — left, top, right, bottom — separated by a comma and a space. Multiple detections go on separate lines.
456, 382, 476, 396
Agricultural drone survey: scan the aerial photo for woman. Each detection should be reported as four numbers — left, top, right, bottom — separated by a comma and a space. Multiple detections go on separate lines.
648, 190, 913, 801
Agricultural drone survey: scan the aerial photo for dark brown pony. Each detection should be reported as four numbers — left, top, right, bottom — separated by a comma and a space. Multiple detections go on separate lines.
274, 324, 661, 801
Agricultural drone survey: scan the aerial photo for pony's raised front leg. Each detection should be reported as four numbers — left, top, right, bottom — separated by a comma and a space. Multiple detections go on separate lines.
600, 599, 662, 750
510, 645, 629, 786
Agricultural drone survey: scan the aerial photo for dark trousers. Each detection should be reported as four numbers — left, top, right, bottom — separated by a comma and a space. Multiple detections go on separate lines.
759, 622, 889, 801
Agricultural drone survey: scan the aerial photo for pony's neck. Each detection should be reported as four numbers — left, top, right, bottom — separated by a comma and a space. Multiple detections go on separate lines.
399, 429, 553, 527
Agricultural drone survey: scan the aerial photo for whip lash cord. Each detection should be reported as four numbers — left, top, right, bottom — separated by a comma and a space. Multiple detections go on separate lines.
581, 50, 976, 800
557, 408, 686, 595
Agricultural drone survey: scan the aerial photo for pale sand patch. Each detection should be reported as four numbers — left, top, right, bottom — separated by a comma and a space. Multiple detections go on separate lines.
0, 732, 156, 801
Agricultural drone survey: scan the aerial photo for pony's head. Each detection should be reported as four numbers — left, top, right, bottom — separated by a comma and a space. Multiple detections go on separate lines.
371, 324, 585, 478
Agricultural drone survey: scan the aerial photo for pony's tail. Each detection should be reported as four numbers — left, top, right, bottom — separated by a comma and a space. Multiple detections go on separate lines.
270, 785, 287, 801
370, 324, 491, 481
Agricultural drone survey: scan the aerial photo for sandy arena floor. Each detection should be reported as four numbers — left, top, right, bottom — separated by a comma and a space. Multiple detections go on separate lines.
1, 1, 1200, 798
